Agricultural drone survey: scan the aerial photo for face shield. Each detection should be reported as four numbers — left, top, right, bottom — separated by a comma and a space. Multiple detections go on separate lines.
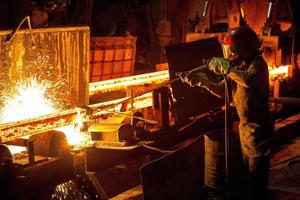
221, 35, 236, 61
221, 44, 233, 59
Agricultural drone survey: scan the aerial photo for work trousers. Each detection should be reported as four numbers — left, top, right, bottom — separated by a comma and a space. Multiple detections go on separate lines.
241, 150, 270, 200
239, 122, 271, 200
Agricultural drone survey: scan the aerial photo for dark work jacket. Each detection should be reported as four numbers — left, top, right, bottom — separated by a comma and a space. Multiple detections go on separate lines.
193, 55, 272, 157
229, 55, 272, 157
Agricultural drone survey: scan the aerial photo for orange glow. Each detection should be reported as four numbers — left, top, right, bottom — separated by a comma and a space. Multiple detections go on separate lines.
0, 78, 87, 146
0, 79, 56, 124
90, 93, 153, 119
126, 93, 153, 110
57, 109, 85, 146
90, 103, 123, 118
269, 65, 289, 80
89, 70, 169, 94
7, 145, 26, 155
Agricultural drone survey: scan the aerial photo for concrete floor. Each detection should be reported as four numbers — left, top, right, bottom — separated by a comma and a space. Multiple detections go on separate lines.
269, 136, 300, 200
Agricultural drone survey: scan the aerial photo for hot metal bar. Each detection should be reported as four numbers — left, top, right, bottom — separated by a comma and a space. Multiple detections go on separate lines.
89, 70, 170, 94
88, 92, 153, 115
89, 64, 207, 112
0, 108, 86, 143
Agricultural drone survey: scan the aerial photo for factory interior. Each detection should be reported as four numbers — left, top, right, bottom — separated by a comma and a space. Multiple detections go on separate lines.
1, 0, 300, 199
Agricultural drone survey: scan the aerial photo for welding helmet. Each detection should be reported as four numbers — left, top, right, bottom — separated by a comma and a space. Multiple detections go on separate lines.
221, 26, 261, 61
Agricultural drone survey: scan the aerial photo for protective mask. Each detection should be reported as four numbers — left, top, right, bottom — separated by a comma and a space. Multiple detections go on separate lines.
222, 44, 233, 59
222, 44, 239, 61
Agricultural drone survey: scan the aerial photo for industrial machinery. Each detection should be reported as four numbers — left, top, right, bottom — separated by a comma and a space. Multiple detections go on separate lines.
0, 19, 225, 198
1, 0, 300, 198
0, 21, 182, 199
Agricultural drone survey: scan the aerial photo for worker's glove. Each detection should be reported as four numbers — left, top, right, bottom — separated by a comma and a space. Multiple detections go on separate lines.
176, 71, 194, 87
176, 71, 209, 87
208, 57, 231, 75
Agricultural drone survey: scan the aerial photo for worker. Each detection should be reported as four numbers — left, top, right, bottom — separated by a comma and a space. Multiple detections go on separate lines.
178, 26, 272, 200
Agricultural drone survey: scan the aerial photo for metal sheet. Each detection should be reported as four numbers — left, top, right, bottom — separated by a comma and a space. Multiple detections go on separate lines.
0, 108, 86, 142
140, 135, 204, 200
165, 37, 224, 124
0, 26, 90, 110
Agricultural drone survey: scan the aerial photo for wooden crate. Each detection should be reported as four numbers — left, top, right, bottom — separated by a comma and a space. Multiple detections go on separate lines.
90, 36, 137, 82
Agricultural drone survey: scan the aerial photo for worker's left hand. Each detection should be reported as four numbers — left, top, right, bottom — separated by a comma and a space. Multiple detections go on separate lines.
208, 57, 231, 75
176, 71, 208, 87
176, 71, 195, 87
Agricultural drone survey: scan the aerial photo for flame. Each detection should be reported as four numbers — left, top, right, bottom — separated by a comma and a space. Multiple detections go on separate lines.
269, 65, 289, 80
0, 79, 56, 123
0, 78, 85, 146
57, 109, 85, 146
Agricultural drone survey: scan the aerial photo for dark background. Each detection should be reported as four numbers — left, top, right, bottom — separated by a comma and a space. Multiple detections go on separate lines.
0, 0, 299, 74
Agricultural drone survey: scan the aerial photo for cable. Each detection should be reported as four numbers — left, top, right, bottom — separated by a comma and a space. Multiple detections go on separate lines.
140, 143, 174, 154
7, 16, 35, 46
104, 110, 159, 124
222, 72, 231, 199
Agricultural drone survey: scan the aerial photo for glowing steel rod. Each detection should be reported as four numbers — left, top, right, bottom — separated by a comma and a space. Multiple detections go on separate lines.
0, 108, 86, 143
90, 64, 207, 112
89, 70, 170, 94
0, 66, 206, 143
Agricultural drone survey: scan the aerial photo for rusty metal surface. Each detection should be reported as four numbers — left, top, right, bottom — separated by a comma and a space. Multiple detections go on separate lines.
0, 26, 90, 111
0, 91, 150, 143
0, 108, 86, 143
